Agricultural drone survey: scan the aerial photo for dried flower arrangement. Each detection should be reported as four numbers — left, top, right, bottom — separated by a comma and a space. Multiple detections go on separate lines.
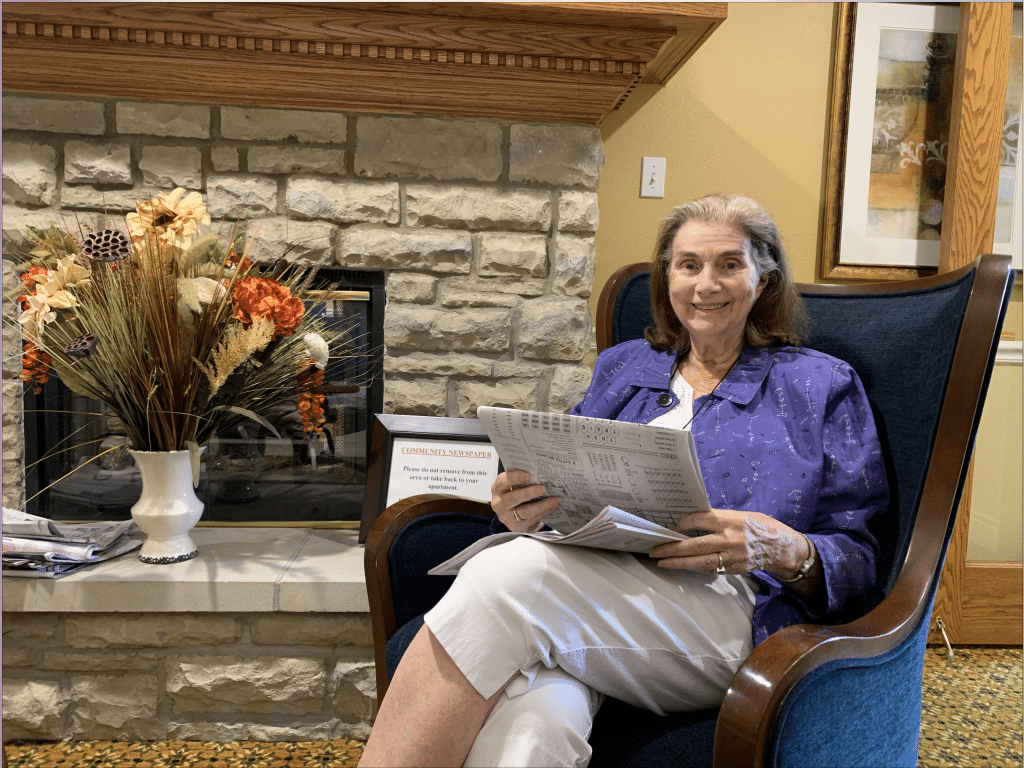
8, 188, 351, 465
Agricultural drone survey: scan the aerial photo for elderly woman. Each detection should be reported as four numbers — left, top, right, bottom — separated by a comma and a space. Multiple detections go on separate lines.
359, 194, 889, 768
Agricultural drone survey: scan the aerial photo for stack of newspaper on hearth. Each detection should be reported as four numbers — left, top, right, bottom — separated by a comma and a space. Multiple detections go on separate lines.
2, 507, 142, 578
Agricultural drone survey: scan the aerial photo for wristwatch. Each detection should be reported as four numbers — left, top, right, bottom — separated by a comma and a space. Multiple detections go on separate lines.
778, 534, 816, 583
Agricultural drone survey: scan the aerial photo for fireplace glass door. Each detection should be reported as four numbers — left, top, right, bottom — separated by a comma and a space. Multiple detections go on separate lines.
22, 269, 384, 526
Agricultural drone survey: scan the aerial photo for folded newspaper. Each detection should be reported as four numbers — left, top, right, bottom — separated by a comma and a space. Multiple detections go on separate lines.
3, 507, 143, 578
428, 407, 711, 575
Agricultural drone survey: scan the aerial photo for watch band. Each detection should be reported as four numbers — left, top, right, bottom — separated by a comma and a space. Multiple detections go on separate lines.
778, 533, 816, 583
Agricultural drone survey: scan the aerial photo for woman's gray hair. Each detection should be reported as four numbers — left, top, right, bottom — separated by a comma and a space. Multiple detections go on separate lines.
646, 193, 808, 354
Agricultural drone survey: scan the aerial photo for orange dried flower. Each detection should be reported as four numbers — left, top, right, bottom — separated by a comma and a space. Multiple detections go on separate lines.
231, 277, 304, 339
21, 341, 52, 394
18, 266, 51, 308
297, 362, 327, 436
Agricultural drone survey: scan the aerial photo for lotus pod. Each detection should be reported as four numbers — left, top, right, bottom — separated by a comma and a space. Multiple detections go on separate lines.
82, 229, 132, 262
64, 333, 97, 358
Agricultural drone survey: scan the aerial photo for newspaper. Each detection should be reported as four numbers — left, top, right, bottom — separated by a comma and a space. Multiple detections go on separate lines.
3, 507, 135, 549
428, 407, 711, 575
2, 507, 142, 578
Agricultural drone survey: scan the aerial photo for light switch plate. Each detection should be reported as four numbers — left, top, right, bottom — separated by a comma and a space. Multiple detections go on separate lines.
640, 157, 666, 198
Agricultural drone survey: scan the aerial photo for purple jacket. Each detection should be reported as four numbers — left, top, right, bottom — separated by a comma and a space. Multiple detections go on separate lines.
571, 340, 889, 647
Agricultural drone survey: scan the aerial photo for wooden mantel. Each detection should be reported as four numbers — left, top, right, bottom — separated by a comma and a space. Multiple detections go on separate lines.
2, 2, 727, 124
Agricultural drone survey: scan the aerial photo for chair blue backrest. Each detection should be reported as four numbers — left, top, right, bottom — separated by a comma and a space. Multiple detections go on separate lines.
611, 269, 655, 347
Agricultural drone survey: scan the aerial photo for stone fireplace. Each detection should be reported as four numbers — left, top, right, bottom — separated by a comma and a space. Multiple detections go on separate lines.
0, 95, 604, 741
2, 94, 603, 514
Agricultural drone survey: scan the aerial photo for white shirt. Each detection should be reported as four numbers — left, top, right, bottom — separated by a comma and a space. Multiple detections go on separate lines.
646, 370, 695, 431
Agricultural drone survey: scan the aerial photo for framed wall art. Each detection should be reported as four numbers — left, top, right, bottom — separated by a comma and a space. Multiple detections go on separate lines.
821, 3, 1022, 280
358, 414, 500, 542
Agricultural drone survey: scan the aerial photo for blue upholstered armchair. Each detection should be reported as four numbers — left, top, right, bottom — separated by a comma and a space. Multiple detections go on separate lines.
364, 254, 1013, 767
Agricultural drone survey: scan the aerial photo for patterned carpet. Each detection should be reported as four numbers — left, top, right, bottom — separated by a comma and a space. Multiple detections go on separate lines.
918, 646, 1022, 768
3, 739, 366, 767
5, 647, 1020, 767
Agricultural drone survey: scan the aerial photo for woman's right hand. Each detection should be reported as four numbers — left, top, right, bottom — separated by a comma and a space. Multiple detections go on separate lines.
491, 469, 561, 533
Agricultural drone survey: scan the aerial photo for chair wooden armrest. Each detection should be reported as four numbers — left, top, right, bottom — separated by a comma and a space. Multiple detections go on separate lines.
364, 493, 495, 700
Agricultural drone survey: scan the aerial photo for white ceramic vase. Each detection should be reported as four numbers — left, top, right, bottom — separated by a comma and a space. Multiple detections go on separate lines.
129, 449, 203, 564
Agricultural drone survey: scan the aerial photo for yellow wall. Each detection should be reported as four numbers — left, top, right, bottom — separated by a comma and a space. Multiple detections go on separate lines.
596, 2, 836, 289
596, 2, 1022, 562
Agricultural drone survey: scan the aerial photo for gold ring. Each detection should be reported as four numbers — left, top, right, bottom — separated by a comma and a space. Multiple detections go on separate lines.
715, 552, 726, 575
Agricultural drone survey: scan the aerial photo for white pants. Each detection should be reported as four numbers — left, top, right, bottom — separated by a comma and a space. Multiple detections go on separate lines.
424, 538, 757, 768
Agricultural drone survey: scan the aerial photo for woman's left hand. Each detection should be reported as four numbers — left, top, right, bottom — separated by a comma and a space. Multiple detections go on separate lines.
649, 508, 811, 582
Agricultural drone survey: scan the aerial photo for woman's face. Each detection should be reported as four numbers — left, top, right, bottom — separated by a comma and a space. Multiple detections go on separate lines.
667, 219, 766, 351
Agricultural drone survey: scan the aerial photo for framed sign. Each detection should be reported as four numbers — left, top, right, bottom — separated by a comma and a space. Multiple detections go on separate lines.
358, 414, 500, 542
821, 3, 1022, 279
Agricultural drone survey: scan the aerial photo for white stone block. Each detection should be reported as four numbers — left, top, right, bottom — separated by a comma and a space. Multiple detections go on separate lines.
222, 107, 347, 143
251, 614, 373, 646
287, 179, 399, 225
475, 232, 548, 277
65, 614, 239, 648
337, 225, 471, 272
331, 660, 377, 720
406, 186, 551, 231
439, 289, 520, 309
549, 363, 594, 414
3, 96, 105, 134
558, 191, 600, 233
510, 124, 604, 188
2, 648, 33, 667
2, 142, 57, 205
117, 102, 210, 138
42, 649, 159, 671
168, 720, 335, 742
492, 361, 549, 379
384, 378, 447, 417
517, 298, 591, 361
355, 116, 502, 181
438, 275, 546, 298
1, 205, 60, 253
384, 352, 492, 378
384, 306, 511, 353
207, 175, 279, 219
166, 656, 326, 714
1, 679, 67, 740
64, 141, 132, 185
243, 216, 334, 265
69, 673, 160, 740
2, 612, 59, 641
457, 379, 540, 417
248, 145, 346, 175
139, 145, 203, 189
60, 185, 161, 213
211, 146, 240, 172
551, 234, 596, 298
385, 272, 437, 304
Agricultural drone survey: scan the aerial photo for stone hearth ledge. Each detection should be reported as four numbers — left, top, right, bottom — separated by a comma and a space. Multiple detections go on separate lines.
1, 528, 368, 614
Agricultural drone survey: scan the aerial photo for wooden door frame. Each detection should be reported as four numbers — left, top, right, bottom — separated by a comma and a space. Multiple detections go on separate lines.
930, 2, 1021, 647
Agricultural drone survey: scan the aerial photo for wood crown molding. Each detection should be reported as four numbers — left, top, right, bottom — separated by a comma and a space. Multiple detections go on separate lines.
2, 2, 727, 124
